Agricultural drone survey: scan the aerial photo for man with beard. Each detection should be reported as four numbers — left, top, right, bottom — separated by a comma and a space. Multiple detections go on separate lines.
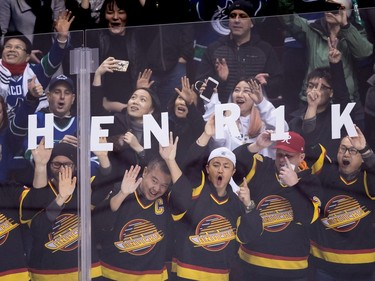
19, 142, 103, 280
308, 125, 375, 281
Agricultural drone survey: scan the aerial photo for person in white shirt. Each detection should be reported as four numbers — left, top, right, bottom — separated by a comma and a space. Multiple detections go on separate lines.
203, 78, 289, 159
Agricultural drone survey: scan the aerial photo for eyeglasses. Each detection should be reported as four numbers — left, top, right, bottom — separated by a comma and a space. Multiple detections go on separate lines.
3, 44, 27, 52
338, 145, 358, 155
50, 161, 75, 169
306, 82, 332, 92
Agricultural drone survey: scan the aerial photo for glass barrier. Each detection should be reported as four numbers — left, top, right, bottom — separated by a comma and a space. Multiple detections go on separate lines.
0, 6, 375, 280
0, 30, 88, 280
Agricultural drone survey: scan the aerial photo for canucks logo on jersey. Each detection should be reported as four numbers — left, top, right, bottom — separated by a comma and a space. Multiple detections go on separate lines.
189, 214, 235, 251
115, 219, 164, 255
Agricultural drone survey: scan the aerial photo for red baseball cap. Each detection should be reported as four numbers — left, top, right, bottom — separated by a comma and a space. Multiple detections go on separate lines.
274, 132, 305, 153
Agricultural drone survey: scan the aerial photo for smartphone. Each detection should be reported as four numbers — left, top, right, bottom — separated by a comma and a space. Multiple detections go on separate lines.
114, 60, 129, 72
200, 77, 219, 102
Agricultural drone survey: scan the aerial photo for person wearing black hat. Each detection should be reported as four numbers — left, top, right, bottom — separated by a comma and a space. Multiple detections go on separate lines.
41, 74, 76, 119
194, 0, 283, 103
19, 141, 104, 280
37, 74, 78, 147
34, 74, 79, 146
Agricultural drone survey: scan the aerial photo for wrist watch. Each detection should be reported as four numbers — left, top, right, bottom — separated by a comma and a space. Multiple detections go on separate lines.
358, 144, 370, 154
245, 200, 256, 213
137, 149, 146, 158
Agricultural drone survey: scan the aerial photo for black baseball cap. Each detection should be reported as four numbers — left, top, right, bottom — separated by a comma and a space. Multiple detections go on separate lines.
49, 74, 75, 92
226, 0, 256, 17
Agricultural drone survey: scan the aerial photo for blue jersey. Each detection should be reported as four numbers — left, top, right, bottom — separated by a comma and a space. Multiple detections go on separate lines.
36, 112, 77, 143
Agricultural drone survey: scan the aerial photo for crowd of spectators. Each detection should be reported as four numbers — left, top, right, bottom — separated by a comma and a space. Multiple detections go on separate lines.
0, 0, 375, 280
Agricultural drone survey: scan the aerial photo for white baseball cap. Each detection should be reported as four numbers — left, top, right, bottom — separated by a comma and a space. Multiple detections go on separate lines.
208, 147, 236, 166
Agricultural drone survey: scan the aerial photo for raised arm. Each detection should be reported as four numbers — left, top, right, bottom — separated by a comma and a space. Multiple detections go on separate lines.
55, 166, 77, 207
175, 114, 214, 186
235, 177, 263, 244
327, 37, 351, 105
34, 165, 78, 225
197, 113, 215, 148
174, 76, 205, 140
248, 79, 288, 131
110, 165, 142, 212
92, 136, 112, 175
237, 177, 253, 212
175, 75, 198, 107
92, 57, 117, 87
136, 69, 155, 89
34, 10, 75, 87
32, 138, 53, 189
303, 78, 324, 128
346, 126, 375, 198
91, 57, 117, 115
159, 132, 181, 184
233, 130, 273, 184
247, 130, 274, 154
54, 10, 75, 48
92, 57, 128, 113
348, 125, 375, 168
